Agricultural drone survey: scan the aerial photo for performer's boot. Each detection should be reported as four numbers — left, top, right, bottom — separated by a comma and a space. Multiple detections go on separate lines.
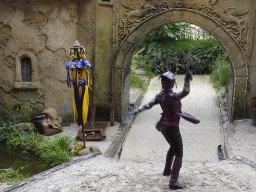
169, 158, 186, 190
163, 154, 174, 176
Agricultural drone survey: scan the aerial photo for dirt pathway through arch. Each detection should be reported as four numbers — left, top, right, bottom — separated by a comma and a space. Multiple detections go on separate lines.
121, 75, 222, 163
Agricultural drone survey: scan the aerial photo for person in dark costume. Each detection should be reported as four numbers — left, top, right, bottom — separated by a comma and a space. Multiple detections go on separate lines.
129, 70, 200, 190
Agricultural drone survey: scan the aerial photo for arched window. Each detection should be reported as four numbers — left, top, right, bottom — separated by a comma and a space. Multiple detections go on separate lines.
21, 57, 32, 82
14, 50, 38, 89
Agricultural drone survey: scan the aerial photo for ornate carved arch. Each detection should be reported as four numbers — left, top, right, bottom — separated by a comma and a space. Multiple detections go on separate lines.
112, 0, 255, 122
113, 0, 255, 66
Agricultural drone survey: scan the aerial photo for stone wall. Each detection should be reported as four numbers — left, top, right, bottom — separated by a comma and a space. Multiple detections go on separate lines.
0, 0, 96, 120
1, 0, 256, 123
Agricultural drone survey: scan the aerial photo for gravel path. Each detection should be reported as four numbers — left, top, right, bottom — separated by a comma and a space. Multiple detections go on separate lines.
2, 75, 256, 192
6, 156, 256, 192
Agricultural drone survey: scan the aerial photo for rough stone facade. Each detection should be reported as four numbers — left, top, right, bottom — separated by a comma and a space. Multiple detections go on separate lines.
0, 0, 256, 123
0, 0, 95, 120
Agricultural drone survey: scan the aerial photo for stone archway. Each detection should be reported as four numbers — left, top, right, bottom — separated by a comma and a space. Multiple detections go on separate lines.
112, 3, 253, 123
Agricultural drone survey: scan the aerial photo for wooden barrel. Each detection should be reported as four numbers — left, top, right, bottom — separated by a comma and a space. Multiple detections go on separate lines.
32, 113, 46, 134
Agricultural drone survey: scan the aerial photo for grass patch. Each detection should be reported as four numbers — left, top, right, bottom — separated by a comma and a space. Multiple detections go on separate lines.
0, 168, 30, 185
36, 136, 73, 167
130, 68, 149, 92
62, 113, 74, 127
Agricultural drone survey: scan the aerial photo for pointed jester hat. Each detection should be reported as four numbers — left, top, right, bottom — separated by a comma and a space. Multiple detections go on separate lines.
159, 71, 177, 90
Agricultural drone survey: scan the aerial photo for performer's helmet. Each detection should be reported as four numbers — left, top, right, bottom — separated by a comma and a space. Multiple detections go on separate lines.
159, 71, 177, 90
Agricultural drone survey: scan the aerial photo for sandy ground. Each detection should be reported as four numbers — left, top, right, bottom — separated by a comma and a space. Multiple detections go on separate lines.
227, 119, 256, 166
3, 156, 255, 192
1, 76, 256, 191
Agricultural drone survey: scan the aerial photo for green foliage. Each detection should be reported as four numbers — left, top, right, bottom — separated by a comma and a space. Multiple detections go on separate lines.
0, 120, 74, 183
36, 136, 73, 167
62, 113, 74, 126
210, 54, 231, 93
134, 39, 223, 75
144, 69, 155, 79
0, 168, 30, 185
140, 22, 212, 47
11, 101, 41, 123
130, 68, 149, 92
137, 22, 214, 51
0, 119, 73, 167
0, 120, 42, 152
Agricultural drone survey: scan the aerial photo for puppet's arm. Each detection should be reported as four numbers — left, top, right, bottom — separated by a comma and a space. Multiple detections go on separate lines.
177, 71, 192, 100
130, 94, 158, 115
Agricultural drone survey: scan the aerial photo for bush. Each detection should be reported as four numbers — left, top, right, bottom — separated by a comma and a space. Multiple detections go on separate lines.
36, 135, 73, 167
0, 120, 42, 152
1, 119, 73, 168
0, 119, 74, 184
11, 101, 42, 123
210, 54, 231, 93
134, 39, 224, 75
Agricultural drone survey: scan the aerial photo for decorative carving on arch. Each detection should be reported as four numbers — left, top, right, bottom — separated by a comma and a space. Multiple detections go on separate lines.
113, 0, 120, 52
117, 1, 255, 61
209, 0, 219, 6
119, 1, 144, 40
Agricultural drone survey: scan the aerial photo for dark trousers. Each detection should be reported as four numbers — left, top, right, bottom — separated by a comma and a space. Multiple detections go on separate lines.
161, 126, 183, 158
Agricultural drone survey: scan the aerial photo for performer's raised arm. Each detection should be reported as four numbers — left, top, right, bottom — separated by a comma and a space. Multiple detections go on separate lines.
176, 70, 192, 100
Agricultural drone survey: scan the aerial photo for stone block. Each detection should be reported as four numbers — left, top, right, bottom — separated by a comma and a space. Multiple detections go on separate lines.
15, 123, 34, 131
78, 147, 91, 156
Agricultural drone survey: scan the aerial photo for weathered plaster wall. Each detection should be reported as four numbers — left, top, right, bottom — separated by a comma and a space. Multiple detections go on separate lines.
0, 0, 96, 120
1, 0, 256, 123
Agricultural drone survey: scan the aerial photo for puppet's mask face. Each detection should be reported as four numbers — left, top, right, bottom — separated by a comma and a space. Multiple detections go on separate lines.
161, 77, 175, 90
160, 71, 176, 90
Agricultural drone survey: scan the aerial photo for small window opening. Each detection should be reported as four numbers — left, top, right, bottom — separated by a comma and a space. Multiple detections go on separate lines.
21, 57, 32, 82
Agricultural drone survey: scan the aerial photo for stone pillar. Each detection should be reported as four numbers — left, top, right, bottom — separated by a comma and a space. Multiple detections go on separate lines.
233, 77, 248, 120
93, 2, 114, 104
112, 68, 124, 122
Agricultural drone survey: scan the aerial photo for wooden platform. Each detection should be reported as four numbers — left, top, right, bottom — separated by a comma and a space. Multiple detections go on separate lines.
76, 102, 114, 141
76, 122, 107, 141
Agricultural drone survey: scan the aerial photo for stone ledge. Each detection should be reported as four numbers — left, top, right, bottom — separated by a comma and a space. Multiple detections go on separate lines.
14, 82, 39, 89
98, 0, 113, 6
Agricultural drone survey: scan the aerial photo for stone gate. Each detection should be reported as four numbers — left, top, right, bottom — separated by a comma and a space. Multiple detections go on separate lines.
0, 0, 256, 123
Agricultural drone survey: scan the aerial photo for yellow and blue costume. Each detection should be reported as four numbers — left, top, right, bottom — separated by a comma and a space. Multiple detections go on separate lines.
66, 44, 93, 126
